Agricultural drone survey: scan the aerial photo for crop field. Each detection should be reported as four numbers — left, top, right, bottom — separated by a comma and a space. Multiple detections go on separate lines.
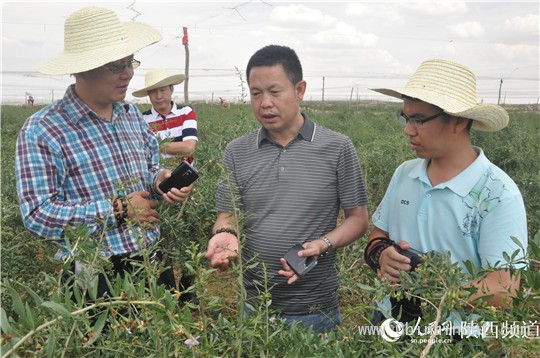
1, 102, 539, 356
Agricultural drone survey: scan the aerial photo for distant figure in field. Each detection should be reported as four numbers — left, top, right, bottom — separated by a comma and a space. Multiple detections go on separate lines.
27, 94, 34, 107
219, 97, 230, 108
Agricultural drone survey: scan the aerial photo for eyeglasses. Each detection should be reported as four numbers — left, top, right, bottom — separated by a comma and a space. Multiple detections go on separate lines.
103, 59, 140, 74
398, 110, 445, 127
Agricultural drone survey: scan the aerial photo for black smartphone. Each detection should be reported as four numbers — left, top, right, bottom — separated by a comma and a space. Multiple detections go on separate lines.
394, 246, 425, 271
284, 244, 318, 277
159, 160, 199, 193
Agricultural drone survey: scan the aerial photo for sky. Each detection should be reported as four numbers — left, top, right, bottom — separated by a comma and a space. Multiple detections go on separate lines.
1, 1, 539, 105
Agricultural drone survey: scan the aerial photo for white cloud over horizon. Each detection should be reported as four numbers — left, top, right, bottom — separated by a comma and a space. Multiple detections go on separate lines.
1, 1, 538, 104
504, 14, 539, 35
448, 21, 485, 38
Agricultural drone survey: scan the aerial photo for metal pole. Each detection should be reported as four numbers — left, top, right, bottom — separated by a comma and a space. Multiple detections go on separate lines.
183, 27, 190, 104
321, 76, 325, 112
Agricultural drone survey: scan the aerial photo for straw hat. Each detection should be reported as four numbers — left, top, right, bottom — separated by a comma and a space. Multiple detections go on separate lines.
36, 7, 162, 75
371, 59, 508, 132
132, 69, 186, 97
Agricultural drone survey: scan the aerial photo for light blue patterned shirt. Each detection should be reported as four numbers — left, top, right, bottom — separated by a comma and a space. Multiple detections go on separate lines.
16, 85, 162, 259
372, 147, 528, 319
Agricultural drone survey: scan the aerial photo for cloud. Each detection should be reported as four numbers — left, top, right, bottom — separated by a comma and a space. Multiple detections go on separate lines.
270, 4, 336, 28
346, 2, 373, 16
504, 14, 539, 35
448, 21, 485, 38
493, 43, 539, 60
404, 2, 468, 15
437, 41, 459, 57
265, 4, 378, 49
310, 22, 378, 47
346, 3, 403, 24
1, 2, 538, 104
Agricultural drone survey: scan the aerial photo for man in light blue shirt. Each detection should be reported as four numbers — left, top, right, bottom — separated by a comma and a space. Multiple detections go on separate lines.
365, 59, 528, 325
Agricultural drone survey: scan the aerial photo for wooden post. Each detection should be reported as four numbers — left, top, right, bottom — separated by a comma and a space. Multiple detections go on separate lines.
182, 27, 190, 104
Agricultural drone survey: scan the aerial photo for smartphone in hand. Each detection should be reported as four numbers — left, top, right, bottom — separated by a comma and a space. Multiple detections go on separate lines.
159, 160, 199, 193
284, 244, 318, 277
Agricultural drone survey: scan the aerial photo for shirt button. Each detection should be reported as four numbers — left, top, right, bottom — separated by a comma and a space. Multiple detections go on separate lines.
280, 167, 285, 171
282, 149, 287, 153
427, 194, 432, 198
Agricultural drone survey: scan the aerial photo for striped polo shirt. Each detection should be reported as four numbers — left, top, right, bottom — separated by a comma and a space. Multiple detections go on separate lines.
216, 114, 368, 315
142, 103, 198, 160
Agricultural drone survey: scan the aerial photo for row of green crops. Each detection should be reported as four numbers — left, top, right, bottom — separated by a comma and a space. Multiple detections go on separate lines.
1, 101, 539, 356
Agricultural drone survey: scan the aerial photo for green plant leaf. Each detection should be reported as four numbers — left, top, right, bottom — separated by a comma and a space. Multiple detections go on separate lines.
88, 311, 108, 345
5, 285, 25, 319
72, 284, 82, 305
46, 331, 56, 358
463, 260, 476, 275
25, 302, 35, 328
41, 301, 71, 320
0, 307, 13, 333
510, 236, 524, 250
356, 283, 376, 292
16, 282, 43, 307
528, 238, 540, 259
88, 278, 99, 300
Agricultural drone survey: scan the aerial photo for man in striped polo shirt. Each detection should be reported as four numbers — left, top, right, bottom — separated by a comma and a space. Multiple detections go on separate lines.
206, 45, 369, 333
133, 68, 198, 166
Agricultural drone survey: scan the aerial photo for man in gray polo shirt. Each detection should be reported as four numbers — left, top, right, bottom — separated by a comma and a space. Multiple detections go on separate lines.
205, 45, 369, 333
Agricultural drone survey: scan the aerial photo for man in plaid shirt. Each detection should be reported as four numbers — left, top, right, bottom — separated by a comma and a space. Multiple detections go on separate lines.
15, 7, 192, 298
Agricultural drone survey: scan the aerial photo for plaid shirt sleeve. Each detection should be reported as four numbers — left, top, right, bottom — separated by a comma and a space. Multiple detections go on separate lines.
15, 87, 165, 258
15, 123, 116, 240
138, 105, 162, 198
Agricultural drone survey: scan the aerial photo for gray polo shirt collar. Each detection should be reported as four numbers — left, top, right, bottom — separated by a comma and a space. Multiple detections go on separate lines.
257, 113, 316, 148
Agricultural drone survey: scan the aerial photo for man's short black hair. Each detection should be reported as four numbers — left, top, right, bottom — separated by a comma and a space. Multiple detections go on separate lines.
246, 45, 303, 86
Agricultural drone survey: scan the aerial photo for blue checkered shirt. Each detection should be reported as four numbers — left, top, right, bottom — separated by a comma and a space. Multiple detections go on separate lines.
16, 85, 162, 259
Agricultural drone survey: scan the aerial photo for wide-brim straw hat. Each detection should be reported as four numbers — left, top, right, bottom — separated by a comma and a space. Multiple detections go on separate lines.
36, 7, 162, 75
371, 59, 509, 132
132, 69, 185, 97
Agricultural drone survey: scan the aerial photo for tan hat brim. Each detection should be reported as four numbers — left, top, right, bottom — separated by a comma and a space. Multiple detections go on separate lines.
132, 74, 186, 97
36, 22, 162, 75
458, 104, 509, 132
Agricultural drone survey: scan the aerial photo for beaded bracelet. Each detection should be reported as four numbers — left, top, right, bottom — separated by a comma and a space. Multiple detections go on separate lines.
213, 227, 238, 237
317, 236, 334, 257
114, 196, 128, 228
364, 237, 394, 272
